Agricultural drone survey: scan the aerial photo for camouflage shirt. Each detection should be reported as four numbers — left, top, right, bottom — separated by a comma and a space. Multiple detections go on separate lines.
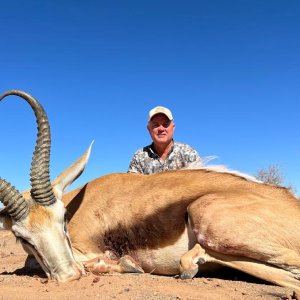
128, 141, 202, 174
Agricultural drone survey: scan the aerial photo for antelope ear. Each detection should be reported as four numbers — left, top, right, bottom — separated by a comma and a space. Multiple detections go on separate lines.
0, 207, 12, 230
52, 141, 94, 200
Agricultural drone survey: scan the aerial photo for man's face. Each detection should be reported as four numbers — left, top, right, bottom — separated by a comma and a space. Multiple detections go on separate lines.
147, 114, 175, 146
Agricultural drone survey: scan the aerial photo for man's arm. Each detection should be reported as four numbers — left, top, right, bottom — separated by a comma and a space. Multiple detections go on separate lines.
182, 144, 203, 166
128, 153, 143, 173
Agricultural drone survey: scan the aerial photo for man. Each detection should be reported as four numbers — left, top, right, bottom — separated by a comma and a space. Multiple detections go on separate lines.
128, 106, 202, 174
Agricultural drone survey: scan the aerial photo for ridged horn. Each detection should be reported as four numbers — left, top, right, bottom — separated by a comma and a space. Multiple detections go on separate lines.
0, 90, 56, 206
0, 178, 29, 221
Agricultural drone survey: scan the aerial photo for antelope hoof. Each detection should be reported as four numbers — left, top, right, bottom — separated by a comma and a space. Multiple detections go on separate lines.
118, 255, 144, 274
180, 268, 198, 280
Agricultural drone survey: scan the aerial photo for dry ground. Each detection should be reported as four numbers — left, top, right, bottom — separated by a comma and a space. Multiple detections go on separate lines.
0, 230, 298, 300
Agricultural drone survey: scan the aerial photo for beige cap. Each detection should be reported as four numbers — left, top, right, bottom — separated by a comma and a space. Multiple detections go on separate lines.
148, 106, 173, 121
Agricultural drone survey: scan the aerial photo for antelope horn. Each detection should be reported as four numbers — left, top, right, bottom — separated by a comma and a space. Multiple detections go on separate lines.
0, 178, 29, 221
0, 90, 56, 206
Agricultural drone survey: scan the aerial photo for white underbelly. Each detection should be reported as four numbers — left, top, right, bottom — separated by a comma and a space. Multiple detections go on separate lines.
136, 225, 197, 275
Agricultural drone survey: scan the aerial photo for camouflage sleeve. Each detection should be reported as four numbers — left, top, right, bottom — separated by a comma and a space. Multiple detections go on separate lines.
183, 144, 202, 165
127, 152, 143, 173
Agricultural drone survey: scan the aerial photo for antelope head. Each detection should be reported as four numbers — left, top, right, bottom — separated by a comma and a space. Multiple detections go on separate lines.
0, 90, 88, 282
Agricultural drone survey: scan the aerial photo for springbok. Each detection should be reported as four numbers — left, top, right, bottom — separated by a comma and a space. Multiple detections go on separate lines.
1, 90, 300, 291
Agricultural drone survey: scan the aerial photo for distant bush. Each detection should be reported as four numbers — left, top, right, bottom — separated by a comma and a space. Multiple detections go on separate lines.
255, 165, 283, 185
255, 164, 297, 195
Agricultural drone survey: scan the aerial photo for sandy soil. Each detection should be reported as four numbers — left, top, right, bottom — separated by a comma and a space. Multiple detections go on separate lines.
0, 230, 298, 300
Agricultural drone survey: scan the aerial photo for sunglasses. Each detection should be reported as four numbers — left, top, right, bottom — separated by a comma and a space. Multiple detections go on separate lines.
150, 121, 172, 129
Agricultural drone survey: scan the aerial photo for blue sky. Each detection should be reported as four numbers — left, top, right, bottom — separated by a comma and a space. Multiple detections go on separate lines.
1, 0, 299, 204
